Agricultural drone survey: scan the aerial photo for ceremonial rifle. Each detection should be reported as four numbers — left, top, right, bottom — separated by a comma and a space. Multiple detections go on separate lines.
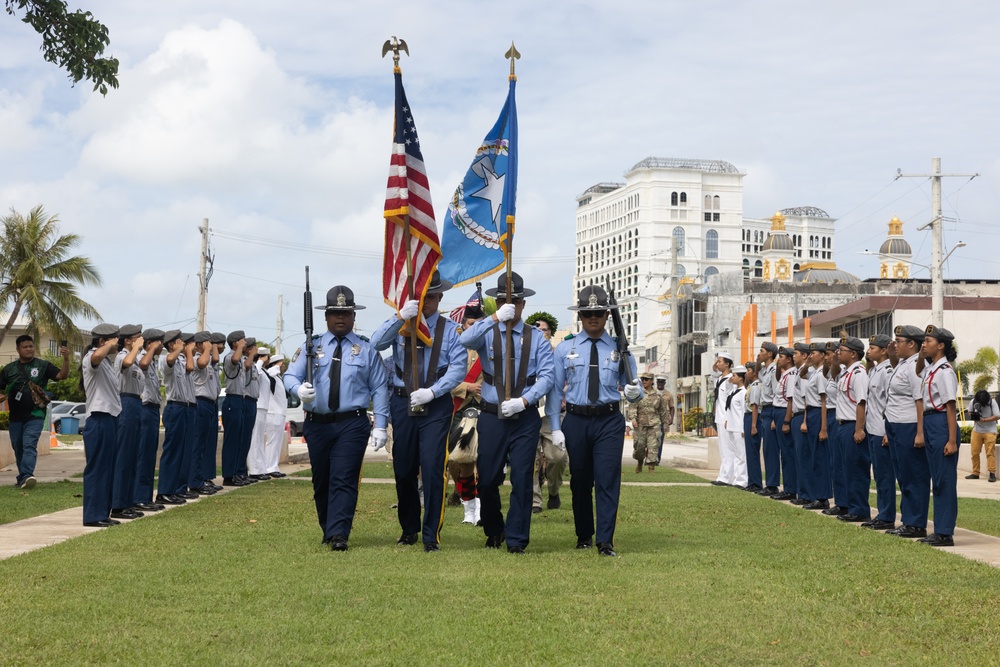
606, 278, 636, 386
303, 266, 315, 385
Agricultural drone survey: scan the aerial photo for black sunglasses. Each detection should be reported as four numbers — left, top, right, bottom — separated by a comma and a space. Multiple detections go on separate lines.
580, 310, 606, 319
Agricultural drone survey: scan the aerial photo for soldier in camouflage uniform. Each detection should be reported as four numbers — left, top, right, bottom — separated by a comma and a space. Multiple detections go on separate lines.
627, 373, 671, 473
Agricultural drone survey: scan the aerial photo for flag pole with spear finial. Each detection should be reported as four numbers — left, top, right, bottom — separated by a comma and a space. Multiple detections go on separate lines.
501, 42, 520, 413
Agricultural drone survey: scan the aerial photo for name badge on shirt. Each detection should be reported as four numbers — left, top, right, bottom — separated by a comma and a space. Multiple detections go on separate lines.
567, 351, 579, 360
351, 344, 361, 356
315, 344, 324, 359
610, 350, 619, 363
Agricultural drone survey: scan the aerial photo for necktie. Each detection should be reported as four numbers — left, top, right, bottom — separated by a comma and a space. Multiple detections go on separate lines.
588, 338, 600, 403
328, 337, 344, 412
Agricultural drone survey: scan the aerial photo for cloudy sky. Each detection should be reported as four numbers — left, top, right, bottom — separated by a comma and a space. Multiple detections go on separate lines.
1, 1, 997, 354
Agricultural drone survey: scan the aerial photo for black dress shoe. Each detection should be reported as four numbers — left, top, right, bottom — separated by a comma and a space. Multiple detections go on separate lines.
507, 546, 525, 554
596, 542, 617, 557
891, 525, 928, 538
770, 491, 796, 501
330, 535, 349, 551
156, 494, 186, 505
547, 494, 561, 510
223, 477, 249, 487
990, 473, 997, 483
866, 519, 896, 530
837, 514, 865, 522
177, 492, 198, 500
484, 533, 505, 549
195, 485, 217, 495
822, 505, 848, 516
211, 483, 223, 491
269, 471, 287, 479
576, 538, 593, 549
242, 475, 259, 484
744, 484, 762, 493
918, 533, 954, 547
424, 542, 440, 552
322, 536, 333, 546
802, 500, 829, 510
965, 474, 979, 479
110, 508, 143, 520
249, 474, 271, 481
790, 498, 810, 505
132, 502, 163, 512
710, 480, 727, 486
83, 519, 118, 527
757, 486, 779, 496
396, 532, 419, 546
531, 506, 543, 514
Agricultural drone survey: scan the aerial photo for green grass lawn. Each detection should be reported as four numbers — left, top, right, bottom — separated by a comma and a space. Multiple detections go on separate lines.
292, 462, 709, 484
1, 481, 999, 665
0, 481, 83, 525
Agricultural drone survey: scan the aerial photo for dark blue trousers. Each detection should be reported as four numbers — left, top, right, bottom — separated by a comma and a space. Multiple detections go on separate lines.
237, 397, 257, 477
791, 413, 811, 501
82, 412, 118, 524
869, 431, 897, 523
389, 394, 452, 546
176, 404, 197, 494
134, 403, 160, 505
809, 409, 831, 500
839, 420, 871, 518
775, 413, 797, 495
760, 406, 781, 488
195, 397, 218, 486
304, 413, 370, 541
828, 409, 847, 508
477, 408, 542, 549
112, 395, 141, 510
924, 411, 959, 536
886, 420, 929, 529
158, 403, 187, 496
563, 410, 625, 546
221, 394, 244, 478
743, 412, 762, 488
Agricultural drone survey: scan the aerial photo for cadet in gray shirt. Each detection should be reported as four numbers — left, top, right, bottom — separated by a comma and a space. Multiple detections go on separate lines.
81, 324, 123, 527
156, 331, 193, 505
111, 324, 145, 520
134, 329, 165, 511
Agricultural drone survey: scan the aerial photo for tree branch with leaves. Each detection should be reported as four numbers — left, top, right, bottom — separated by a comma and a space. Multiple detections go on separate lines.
5, 0, 118, 95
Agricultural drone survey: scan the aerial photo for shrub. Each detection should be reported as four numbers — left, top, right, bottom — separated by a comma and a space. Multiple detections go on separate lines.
0, 411, 9, 431
683, 407, 704, 432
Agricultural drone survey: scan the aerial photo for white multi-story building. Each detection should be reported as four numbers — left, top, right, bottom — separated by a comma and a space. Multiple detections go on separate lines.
574, 156, 745, 348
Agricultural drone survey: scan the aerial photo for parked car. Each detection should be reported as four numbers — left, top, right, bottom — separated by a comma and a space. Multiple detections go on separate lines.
287, 392, 304, 437
49, 401, 87, 433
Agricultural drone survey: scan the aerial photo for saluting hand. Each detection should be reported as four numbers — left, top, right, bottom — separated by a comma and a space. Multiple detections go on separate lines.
495, 304, 516, 323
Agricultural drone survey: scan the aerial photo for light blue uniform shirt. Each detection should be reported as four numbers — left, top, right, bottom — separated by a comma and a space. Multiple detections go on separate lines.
546, 333, 641, 431
371, 311, 466, 399
283, 329, 389, 429
459, 317, 555, 406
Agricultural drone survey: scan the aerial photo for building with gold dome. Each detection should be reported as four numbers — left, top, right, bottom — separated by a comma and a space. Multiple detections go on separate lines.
878, 215, 913, 279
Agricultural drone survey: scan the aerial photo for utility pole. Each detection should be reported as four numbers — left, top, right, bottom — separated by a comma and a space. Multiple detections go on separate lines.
669, 241, 680, 426
275, 295, 284, 355
895, 158, 978, 327
196, 219, 211, 330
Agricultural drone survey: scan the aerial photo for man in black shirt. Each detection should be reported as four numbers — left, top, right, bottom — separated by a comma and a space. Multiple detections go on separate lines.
0, 335, 70, 488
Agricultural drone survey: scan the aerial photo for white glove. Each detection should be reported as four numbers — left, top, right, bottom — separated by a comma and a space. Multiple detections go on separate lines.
297, 382, 316, 402
371, 428, 388, 451
409, 387, 435, 407
399, 299, 420, 320
551, 429, 566, 451
623, 381, 641, 401
495, 303, 517, 322
501, 398, 527, 417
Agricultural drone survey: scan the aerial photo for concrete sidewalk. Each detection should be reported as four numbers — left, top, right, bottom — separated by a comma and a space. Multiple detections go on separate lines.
4, 436, 1000, 569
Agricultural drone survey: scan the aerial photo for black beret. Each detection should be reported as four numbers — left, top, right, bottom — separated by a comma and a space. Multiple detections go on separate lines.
227, 330, 245, 346
210, 332, 226, 344
245, 337, 257, 347
142, 328, 164, 342
869, 334, 892, 349
793, 342, 810, 354
894, 325, 925, 343
841, 337, 865, 354
924, 325, 955, 343
777, 347, 794, 358
194, 331, 211, 344
119, 324, 142, 337
180, 332, 195, 343
760, 341, 778, 354
92, 323, 119, 337
163, 329, 182, 345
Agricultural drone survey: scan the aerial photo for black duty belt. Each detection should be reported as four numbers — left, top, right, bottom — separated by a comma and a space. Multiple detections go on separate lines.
480, 400, 538, 416
166, 400, 194, 407
142, 402, 160, 408
838, 419, 856, 426
120, 392, 141, 399
759, 403, 772, 409
923, 409, 945, 417
196, 396, 215, 403
306, 409, 366, 424
566, 402, 620, 417
792, 411, 804, 417
243, 396, 258, 402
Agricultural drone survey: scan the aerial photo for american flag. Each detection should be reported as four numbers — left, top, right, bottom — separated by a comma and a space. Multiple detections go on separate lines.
383, 69, 441, 345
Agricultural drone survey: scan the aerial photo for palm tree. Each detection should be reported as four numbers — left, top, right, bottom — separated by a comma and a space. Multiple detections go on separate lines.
0, 205, 102, 347
956, 346, 1000, 395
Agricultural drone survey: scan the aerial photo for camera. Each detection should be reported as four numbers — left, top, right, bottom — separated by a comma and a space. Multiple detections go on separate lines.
971, 405, 982, 421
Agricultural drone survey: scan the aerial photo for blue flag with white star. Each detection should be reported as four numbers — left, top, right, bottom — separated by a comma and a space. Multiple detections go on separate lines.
438, 78, 517, 287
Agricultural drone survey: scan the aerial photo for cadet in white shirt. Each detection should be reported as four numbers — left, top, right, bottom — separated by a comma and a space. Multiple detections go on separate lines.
81, 324, 123, 527
835, 337, 869, 523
